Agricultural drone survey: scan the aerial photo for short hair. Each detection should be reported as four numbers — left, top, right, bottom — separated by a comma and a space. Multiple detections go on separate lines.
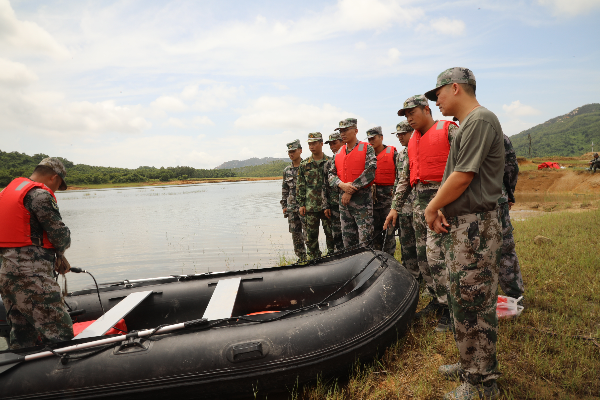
33, 165, 58, 177
459, 83, 476, 97
416, 105, 432, 116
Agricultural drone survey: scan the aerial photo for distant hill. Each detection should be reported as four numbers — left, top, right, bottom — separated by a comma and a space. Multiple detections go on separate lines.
231, 160, 289, 177
511, 103, 600, 157
215, 157, 289, 169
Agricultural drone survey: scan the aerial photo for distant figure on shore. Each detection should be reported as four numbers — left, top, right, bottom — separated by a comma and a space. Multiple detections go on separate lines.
281, 140, 307, 262
323, 133, 345, 253
589, 153, 599, 173
0, 158, 74, 349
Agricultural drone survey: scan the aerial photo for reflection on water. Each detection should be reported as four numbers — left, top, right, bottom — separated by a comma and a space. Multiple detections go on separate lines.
57, 181, 325, 291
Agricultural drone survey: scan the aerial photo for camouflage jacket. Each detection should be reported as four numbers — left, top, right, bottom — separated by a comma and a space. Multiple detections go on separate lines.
297, 154, 331, 212
328, 142, 377, 200
499, 134, 519, 204
25, 188, 71, 255
373, 145, 399, 210
392, 148, 414, 215
391, 122, 458, 211
324, 158, 340, 208
281, 164, 300, 212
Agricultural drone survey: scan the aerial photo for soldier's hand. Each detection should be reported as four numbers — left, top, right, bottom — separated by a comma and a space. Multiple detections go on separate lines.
283, 208, 287, 214
324, 209, 331, 219
339, 182, 357, 195
383, 209, 398, 230
299, 206, 306, 216
54, 254, 71, 274
508, 202, 514, 210
341, 193, 352, 206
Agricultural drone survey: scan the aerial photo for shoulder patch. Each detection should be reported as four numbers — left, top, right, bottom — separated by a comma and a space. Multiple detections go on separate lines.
51, 198, 59, 211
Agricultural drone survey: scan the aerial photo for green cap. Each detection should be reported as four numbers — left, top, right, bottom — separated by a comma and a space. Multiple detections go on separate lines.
397, 95, 429, 116
325, 132, 342, 144
392, 121, 414, 135
307, 132, 323, 143
287, 139, 301, 151
37, 157, 67, 191
424, 67, 476, 101
335, 118, 357, 131
366, 126, 383, 138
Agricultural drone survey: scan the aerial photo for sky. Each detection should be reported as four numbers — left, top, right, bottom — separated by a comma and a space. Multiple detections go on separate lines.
1, 0, 599, 169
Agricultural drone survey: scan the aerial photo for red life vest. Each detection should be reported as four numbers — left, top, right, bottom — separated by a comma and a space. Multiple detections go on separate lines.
374, 145, 396, 186
407, 120, 457, 187
0, 177, 56, 249
335, 141, 373, 187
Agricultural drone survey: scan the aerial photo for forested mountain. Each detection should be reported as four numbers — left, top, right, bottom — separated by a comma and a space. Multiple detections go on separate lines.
231, 160, 289, 177
511, 103, 600, 157
215, 157, 288, 169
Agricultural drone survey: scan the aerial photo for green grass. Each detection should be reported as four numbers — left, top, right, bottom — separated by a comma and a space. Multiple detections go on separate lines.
290, 209, 600, 399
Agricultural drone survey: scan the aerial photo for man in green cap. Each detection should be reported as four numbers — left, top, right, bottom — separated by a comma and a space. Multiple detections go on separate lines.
0, 157, 74, 349
424, 67, 504, 400
324, 132, 345, 253
297, 132, 334, 259
281, 140, 307, 261
391, 122, 418, 278
328, 118, 376, 248
384, 94, 459, 333
367, 126, 398, 255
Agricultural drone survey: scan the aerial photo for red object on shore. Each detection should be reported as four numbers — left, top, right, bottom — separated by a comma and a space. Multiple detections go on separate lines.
73, 319, 128, 336
537, 162, 560, 170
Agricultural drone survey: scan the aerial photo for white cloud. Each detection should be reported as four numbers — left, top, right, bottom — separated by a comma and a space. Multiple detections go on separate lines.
166, 117, 186, 129
387, 48, 401, 61
273, 83, 289, 90
430, 17, 465, 36
192, 116, 215, 126
502, 100, 541, 117
151, 96, 188, 113
537, 0, 600, 16
0, 0, 70, 59
0, 58, 38, 87
355, 41, 367, 50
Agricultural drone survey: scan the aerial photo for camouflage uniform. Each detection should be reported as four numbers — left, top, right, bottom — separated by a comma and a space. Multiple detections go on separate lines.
0, 158, 73, 349
425, 67, 505, 390
589, 154, 599, 172
395, 148, 418, 278
392, 98, 460, 306
297, 134, 334, 259
329, 119, 376, 248
323, 133, 345, 253
281, 140, 307, 261
497, 134, 524, 299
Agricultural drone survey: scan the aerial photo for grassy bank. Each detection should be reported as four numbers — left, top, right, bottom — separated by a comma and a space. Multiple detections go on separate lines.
293, 209, 599, 399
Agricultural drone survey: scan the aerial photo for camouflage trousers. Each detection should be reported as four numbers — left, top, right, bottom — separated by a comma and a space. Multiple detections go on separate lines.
373, 205, 397, 256
339, 192, 374, 249
499, 202, 525, 298
0, 247, 74, 350
442, 209, 502, 384
329, 205, 345, 253
304, 211, 334, 259
287, 211, 307, 260
398, 212, 419, 279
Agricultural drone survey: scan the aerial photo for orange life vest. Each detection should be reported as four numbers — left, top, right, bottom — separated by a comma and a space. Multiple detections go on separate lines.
407, 120, 457, 187
374, 145, 396, 186
0, 177, 56, 249
335, 141, 373, 187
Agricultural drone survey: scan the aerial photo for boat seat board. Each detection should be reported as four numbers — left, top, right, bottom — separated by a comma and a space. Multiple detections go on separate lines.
74, 290, 153, 339
202, 278, 241, 321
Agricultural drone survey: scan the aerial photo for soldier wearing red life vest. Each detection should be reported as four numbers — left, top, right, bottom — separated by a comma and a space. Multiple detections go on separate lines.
366, 126, 398, 255
328, 118, 377, 248
0, 157, 74, 349
383, 95, 459, 333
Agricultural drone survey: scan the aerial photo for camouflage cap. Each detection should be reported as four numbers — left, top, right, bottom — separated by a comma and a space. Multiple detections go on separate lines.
307, 132, 323, 143
397, 95, 429, 116
366, 126, 383, 138
392, 121, 414, 135
287, 139, 302, 151
334, 118, 358, 131
37, 157, 67, 190
325, 132, 342, 144
424, 67, 476, 101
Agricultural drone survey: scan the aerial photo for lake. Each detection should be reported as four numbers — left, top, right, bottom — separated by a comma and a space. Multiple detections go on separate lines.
57, 180, 326, 291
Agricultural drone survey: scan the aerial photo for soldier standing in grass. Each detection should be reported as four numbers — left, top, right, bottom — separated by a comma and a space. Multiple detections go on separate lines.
498, 134, 525, 301
297, 132, 334, 259
328, 118, 376, 248
281, 140, 307, 261
424, 67, 503, 400
367, 126, 398, 255
324, 132, 345, 253
391, 121, 419, 278
384, 95, 459, 333
589, 152, 599, 172
0, 158, 74, 349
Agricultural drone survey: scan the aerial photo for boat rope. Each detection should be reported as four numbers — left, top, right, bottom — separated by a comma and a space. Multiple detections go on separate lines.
70, 268, 106, 316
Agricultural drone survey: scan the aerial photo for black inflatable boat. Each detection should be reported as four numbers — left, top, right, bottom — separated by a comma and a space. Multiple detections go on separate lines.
0, 248, 418, 399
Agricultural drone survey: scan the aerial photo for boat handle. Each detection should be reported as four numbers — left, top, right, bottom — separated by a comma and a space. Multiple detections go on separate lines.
232, 342, 263, 362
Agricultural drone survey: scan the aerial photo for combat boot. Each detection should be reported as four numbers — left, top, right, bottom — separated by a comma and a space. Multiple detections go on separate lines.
443, 381, 499, 400
435, 306, 452, 332
438, 362, 463, 381
414, 298, 443, 319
